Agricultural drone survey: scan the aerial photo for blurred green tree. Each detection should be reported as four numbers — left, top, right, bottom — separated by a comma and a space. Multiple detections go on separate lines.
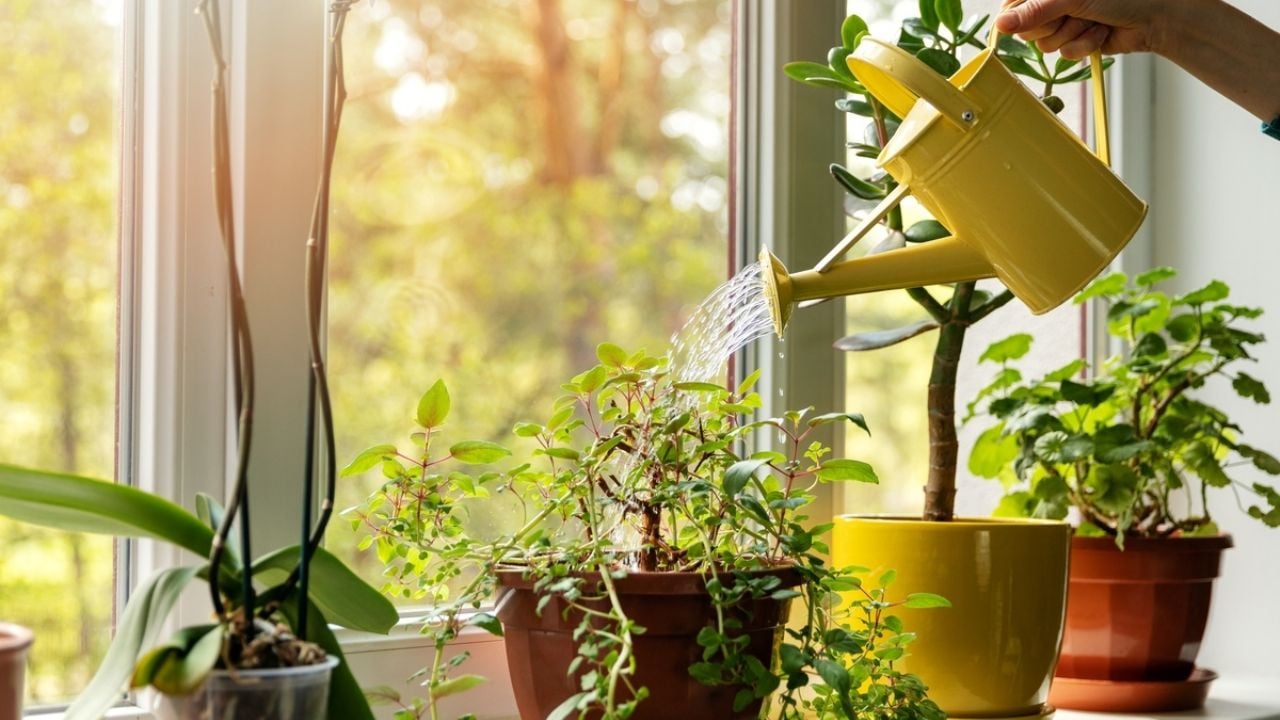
326, 0, 733, 588
0, 0, 120, 705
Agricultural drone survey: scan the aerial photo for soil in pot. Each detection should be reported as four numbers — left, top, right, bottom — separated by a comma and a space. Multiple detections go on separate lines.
153, 655, 338, 720
496, 565, 799, 720
0, 623, 33, 720
1053, 534, 1231, 697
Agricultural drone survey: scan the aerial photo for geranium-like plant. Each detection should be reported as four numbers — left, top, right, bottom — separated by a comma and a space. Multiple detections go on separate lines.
347, 346, 950, 719
0, 2, 397, 718
968, 268, 1280, 541
784, 0, 1111, 521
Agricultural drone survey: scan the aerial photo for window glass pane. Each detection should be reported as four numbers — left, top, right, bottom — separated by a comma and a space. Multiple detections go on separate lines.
0, 0, 123, 706
840, 0, 1085, 516
327, 0, 733, 599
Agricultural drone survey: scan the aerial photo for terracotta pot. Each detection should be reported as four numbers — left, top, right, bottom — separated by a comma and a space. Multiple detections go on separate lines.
495, 566, 799, 720
0, 623, 33, 720
1054, 534, 1232, 683
834, 516, 1071, 718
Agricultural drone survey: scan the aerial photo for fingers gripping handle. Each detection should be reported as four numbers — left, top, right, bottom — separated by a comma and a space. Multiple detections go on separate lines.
992, 0, 1112, 167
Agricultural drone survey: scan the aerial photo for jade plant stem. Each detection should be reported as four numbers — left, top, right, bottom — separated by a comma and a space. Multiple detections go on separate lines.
867, 100, 1017, 521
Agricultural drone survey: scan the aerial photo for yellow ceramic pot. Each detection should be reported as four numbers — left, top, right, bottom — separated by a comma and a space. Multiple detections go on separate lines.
834, 516, 1070, 718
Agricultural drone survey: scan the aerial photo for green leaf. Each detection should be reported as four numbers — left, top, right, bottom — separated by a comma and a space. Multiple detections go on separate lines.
783, 61, 857, 91
341, 444, 398, 477
916, 47, 960, 77
0, 464, 214, 558
1184, 442, 1231, 488
1233, 373, 1271, 404
830, 163, 886, 200
279, 598, 376, 720
449, 440, 511, 465
807, 412, 871, 436
1075, 272, 1127, 303
364, 685, 402, 706
993, 491, 1033, 518
904, 220, 950, 243
934, 0, 963, 31
1061, 379, 1115, 406
815, 658, 851, 694
1239, 444, 1280, 475
979, 333, 1033, 364
918, 0, 940, 31
1085, 464, 1138, 513
968, 426, 1018, 479
725, 458, 770, 496
64, 566, 199, 720
996, 34, 1035, 59
470, 612, 504, 637
816, 459, 879, 484
1034, 432, 1094, 463
417, 379, 451, 428
835, 320, 938, 352
673, 381, 727, 393
841, 14, 869, 49
1177, 280, 1230, 306
141, 624, 223, 696
1136, 267, 1177, 287
596, 342, 627, 368
252, 546, 398, 634
904, 592, 951, 609
1045, 359, 1087, 382
835, 97, 873, 115
431, 674, 486, 699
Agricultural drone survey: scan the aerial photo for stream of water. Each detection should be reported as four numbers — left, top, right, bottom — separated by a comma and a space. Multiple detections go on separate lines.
667, 261, 774, 385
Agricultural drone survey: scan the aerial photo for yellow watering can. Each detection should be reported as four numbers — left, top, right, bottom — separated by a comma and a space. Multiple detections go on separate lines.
762, 33, 1148, 336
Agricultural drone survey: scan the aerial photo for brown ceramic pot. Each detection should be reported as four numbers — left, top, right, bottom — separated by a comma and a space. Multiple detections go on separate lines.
1054, 534, 1232, 683
0, 623, 33, 720
495, 566, 799, 720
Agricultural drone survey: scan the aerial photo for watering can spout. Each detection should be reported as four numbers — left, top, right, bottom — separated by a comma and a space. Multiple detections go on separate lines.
760, 239, 992, 337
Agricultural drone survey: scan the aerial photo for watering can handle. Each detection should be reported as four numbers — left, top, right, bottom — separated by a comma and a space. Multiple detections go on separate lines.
847, 39, 981, 129
847, 25, 1112, 167
988, 1, 1111, 166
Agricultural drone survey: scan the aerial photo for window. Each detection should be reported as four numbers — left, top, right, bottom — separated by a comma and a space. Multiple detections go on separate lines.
325, 0, 735, 596
0, 0, 124, 707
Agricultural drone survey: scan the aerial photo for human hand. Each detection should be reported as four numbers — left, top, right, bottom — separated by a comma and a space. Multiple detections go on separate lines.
994, 0, 1174, 60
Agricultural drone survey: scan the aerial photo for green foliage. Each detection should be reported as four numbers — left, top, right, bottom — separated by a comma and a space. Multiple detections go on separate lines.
0, 463, 396, 720
969, 270, 1280, 542
346, 348, 944, 718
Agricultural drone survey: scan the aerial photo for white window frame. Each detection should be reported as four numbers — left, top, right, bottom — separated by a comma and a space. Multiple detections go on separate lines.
29, 0, 916, 718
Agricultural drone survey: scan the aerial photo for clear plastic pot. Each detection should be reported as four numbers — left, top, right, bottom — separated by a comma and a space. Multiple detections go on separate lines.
153, 656, 338, 720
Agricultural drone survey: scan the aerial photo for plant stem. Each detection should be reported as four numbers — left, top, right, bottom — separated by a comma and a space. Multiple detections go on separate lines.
923, 281, 976, 521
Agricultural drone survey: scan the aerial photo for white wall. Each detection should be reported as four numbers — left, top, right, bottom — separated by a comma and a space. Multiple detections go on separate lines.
1150, 0, 1280, 683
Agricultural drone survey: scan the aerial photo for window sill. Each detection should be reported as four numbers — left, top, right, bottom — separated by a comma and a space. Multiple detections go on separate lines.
25, 673, 1277, 720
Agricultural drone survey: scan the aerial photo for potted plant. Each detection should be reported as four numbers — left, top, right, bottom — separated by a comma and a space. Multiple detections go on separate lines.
345, 347, 951, 719
0, 623, 33, 720
0, 1, 396, 718
779, 2, 1114, 716
969, 268, 1280, 712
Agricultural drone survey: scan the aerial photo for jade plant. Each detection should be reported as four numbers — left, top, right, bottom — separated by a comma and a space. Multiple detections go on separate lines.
0, 2, 396, 718
968, 269, 1280, 542
784, 0, 1111, 521
346, 346, 949, 720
